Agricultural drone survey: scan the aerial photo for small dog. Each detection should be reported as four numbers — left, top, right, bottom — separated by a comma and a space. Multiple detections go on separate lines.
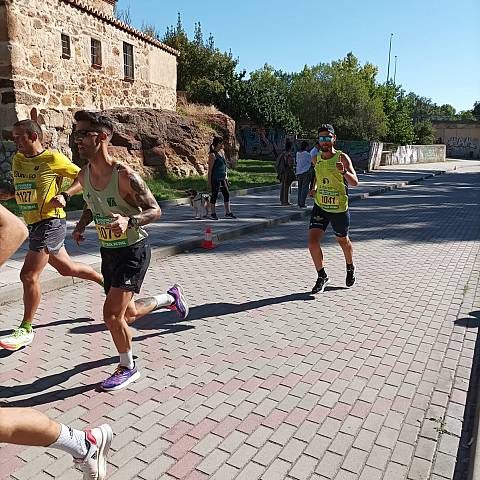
185, 189, 211, 219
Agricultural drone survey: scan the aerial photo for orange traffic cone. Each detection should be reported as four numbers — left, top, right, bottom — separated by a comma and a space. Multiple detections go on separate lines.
201, 226, 216, 249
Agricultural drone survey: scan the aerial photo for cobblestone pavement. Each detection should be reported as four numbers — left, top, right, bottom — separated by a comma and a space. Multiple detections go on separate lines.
1, 161, 476, 302
0, 166, 479, 479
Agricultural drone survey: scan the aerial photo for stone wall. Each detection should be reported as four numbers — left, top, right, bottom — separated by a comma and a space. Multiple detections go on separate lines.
1, 0, 177, 135
433, 121, 480, 160
380, 144, 446, 165
0, 0, 16, 133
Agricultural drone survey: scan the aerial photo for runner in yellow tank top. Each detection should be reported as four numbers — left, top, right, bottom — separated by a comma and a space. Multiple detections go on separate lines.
0, 120, 103, 351
308, 124, 359, 294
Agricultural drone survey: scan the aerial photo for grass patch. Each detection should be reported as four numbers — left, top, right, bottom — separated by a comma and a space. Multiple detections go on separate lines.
1, 159, 278, 214
146, 159, 277, 201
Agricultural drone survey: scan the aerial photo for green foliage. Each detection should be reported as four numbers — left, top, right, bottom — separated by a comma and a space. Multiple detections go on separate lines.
122, 11, 470, 145
162, 14, 239, 94
379, 83, 415, 145
413, 120, 435, 144
458, 110, 476, 121
288, 53, 387, 140
474, 101, 480, 119
224, 65, 301, 132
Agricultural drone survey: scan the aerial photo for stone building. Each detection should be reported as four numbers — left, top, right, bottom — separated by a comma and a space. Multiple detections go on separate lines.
0, 0, 178, 142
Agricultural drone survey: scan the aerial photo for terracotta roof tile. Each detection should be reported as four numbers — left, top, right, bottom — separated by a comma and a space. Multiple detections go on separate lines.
59, 0, 179, 57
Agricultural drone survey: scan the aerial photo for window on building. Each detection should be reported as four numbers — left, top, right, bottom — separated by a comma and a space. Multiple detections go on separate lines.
61, 33, 71, 59
123, 42, 134, 80
91, 38, 102, 67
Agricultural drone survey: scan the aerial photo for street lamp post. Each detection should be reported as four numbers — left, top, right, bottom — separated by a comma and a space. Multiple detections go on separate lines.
393, 55, 398, 85
386, 33, 393, 83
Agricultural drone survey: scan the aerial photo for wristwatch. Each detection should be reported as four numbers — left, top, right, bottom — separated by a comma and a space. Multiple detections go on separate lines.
128, 217, 140, 228
60, 191, 71, 203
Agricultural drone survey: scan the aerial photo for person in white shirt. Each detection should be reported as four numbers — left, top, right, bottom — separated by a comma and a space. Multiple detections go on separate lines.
295, 141, 313, 207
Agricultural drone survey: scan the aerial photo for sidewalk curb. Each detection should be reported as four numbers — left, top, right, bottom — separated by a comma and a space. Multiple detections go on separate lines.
0, 169, 449, 306
66, 184, 280, 220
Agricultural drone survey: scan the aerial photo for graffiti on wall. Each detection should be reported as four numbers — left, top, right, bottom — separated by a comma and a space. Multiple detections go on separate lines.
446, 136, 480, 159
238, 126, 287, 159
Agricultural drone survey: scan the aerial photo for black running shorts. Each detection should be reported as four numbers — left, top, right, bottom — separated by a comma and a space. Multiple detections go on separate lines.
101, 238, 151, 294
309, 203, 350, 237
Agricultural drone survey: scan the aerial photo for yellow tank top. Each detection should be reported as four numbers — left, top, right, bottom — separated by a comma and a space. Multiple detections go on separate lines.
314, 150, 348, 213
12, 150, 80, 225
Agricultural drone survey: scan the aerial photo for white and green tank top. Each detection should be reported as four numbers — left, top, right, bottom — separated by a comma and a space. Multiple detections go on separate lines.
83, 164, 148, 248
314, 150, 348, 213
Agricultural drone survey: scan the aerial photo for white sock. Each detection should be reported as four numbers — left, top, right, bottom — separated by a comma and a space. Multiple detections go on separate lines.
153, 293, 174, 309
119, 350, 134, 369
49, 424, 89, 459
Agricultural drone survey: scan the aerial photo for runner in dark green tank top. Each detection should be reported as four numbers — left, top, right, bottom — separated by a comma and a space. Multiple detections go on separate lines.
308, 124, 359, 294
62, 111, 190, 392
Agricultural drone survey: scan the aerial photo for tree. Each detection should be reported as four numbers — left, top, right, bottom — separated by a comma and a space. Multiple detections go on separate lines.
162, 14, 239, 94
141, 22, 161, 40
457, 110, 476, 121
437, 104, 456, 119
114, 4, 132, 24
288, 53, 387, 140
413, 120, 435, 144
473, 101, 480, 119
379, 83, 415, 145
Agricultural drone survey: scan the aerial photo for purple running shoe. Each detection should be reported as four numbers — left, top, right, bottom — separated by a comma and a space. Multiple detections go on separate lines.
167, 283, 189, 320
100, 364, 140, 391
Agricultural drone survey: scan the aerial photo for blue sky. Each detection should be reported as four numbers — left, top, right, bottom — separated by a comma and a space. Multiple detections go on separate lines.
117, 0, 479, 111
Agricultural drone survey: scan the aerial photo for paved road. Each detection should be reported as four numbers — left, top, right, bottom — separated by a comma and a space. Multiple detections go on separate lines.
0, 166, 479, 479
1, 161, 476, 304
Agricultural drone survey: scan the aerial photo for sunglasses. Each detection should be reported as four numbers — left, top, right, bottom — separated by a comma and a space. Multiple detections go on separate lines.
318, 136, 333, 142
73, 130, 102, 140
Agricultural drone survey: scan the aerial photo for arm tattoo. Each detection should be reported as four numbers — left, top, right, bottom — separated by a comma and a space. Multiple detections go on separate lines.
127, 171, 160, 226
74, 206, 93, 233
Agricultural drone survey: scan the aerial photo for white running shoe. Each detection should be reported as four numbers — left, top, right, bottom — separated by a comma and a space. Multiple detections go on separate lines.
0, 327, 34, 350
74, 424, 113, 480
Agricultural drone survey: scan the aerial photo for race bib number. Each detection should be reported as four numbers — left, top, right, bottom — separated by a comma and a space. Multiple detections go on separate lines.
318, 189, 340, 210
15, 182, 38, 212
95, 215, 128, 248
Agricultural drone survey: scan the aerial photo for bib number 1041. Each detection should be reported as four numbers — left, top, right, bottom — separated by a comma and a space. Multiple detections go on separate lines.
321, 195, 338, 205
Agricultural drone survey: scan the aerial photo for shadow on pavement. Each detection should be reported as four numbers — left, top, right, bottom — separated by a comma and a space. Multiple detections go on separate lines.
0, 318, 93, 338
68, 292, 316, 336
191, 172, 480, 254
2, 383, 99, 408
0, 356, 117, 402
453, 310, 480, 480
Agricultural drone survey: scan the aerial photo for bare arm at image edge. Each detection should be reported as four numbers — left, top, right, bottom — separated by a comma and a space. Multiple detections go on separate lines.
0, 205, 27, 266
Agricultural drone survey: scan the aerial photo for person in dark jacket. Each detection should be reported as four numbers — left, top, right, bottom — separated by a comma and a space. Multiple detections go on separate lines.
208, 136, 236, 220
275, 140, 295, 206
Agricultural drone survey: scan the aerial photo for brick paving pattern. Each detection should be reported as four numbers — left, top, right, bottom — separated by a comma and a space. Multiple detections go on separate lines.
0, 166, 479, 479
